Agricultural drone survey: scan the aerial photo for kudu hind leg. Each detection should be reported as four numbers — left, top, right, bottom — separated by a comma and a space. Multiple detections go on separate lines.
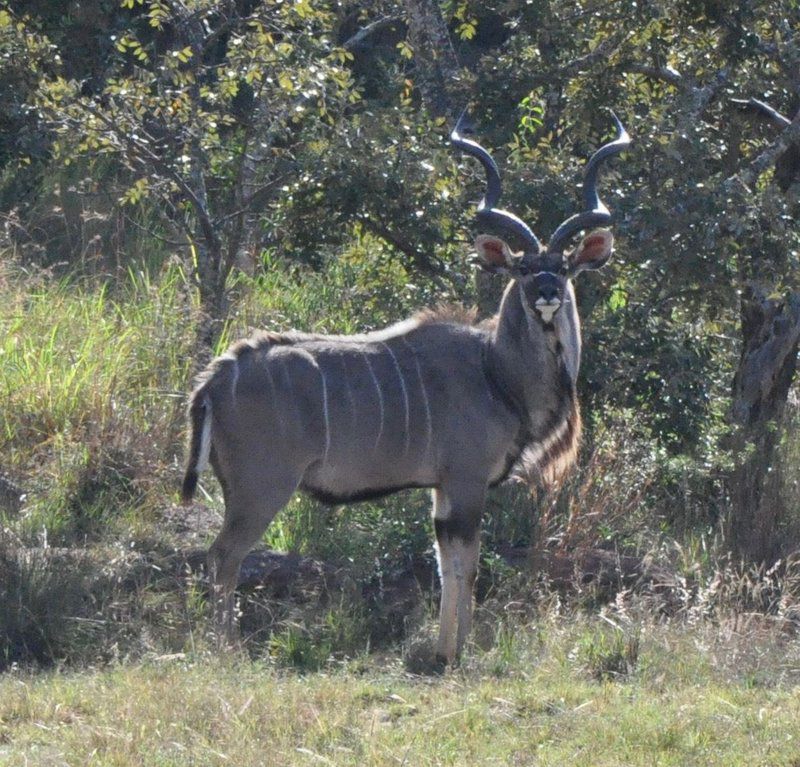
433, 486, 483, 665
208, 471, 299, 643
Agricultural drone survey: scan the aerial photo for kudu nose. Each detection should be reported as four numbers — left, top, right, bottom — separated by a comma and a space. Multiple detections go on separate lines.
538, 283, 559, 302
533, 275, 562, 323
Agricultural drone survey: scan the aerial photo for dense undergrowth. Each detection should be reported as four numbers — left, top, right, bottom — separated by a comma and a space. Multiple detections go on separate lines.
1, 250, 799, 673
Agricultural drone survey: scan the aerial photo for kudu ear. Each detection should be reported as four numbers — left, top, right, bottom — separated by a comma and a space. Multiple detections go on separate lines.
474, 234, 518, 274
568, 228, 614, 275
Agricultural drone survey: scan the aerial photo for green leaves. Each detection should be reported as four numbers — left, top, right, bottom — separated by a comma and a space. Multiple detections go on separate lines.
119, 177, 150, 206
519, 95, 544, 135
114, 34, 149, 62
607, 283, 628, 313
396, 40, 414, 60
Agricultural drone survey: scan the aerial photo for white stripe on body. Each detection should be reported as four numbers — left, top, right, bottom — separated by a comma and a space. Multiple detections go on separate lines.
230, 359, 240, 402
402, 338, 432, 459
263, 360, 283, 437
382, 342, 410, 456
196, 397, 213, 474
319, 365, 331, 464
364, 353, 385, 451
278, 355, 302, 435
218, 351, 240, 407
341, 356, 357, 434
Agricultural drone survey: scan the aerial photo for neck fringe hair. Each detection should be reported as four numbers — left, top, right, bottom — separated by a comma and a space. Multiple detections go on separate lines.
516, 392, 582, 492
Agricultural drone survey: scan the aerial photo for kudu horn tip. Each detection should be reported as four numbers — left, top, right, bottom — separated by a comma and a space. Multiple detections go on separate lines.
451, 108, 476, 143
606, 108, 631, 148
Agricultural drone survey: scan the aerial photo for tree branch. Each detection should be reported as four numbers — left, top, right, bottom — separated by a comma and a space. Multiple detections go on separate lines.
549, 34, 625, 81
342, 16, 403, 52
628, 63, 684, 88
358, 215, 445, 281
731, 97, 792, 129
63, 101, 221, 258
728, 108, 800, 190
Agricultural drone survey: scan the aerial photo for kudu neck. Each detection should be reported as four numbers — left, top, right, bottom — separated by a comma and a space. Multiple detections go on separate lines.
488, 280, 578, 418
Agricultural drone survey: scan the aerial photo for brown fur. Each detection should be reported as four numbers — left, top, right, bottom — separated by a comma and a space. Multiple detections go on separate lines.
513, 384, 581, 491
413, 304, 479, 327
540, 399, 582, 489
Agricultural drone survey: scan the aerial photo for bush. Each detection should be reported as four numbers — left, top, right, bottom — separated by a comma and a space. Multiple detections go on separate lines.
0, 537, 91, 668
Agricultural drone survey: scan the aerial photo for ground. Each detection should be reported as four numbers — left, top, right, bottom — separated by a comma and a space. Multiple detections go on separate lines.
2, 613, 799, 767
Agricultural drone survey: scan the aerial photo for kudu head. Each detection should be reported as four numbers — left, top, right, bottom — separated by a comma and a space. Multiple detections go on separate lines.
451, 111, 630, 323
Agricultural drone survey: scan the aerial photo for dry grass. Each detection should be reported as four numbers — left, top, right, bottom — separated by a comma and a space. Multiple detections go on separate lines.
1, 611, 800, 767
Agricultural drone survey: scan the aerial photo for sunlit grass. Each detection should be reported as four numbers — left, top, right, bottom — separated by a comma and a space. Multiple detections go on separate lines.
1, 269, 190, 440
1, 617, 799, 767
0, 266, 197, 540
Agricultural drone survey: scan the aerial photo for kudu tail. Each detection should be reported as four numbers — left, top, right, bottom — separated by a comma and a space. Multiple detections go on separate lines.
181, 387, 212, 505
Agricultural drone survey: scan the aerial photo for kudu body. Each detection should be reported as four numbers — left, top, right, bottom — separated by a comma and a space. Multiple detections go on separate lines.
182, 113, 629, 664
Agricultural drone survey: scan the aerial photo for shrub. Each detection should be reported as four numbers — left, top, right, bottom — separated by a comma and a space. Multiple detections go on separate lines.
0, 538, 91, 668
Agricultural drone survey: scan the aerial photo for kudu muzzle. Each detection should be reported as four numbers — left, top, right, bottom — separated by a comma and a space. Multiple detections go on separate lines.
531, 271, 563, 323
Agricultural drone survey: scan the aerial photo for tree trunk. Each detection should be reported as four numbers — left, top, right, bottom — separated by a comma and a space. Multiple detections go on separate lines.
728, 286, 800, 562
191, 235, 230, 361
403, 0, 465, 121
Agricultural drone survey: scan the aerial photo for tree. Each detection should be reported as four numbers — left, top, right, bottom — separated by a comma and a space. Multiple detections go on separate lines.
724, 100, 800, 561
402, 0, 465, 121
34, 0, 358, 345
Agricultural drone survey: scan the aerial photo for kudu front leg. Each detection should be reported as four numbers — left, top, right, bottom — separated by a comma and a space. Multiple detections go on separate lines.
433, 487, 483, 666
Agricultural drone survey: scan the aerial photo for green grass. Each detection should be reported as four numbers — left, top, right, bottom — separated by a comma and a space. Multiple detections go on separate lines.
0, 265, 198, 541
1, 617, 799, 766
2, 250, 800, 765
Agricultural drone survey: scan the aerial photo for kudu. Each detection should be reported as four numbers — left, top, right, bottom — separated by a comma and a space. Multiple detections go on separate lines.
182, 112, 629, 665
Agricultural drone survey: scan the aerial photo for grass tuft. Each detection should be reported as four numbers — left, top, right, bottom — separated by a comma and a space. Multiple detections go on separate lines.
574, 621, 641, 681
0, 542, 90, 669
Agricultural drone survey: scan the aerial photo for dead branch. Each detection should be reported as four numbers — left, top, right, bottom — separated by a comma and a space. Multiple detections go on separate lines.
731, 98, 792, 129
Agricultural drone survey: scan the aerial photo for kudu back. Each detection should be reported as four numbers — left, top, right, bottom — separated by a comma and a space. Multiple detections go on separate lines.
182, 112, 630, 665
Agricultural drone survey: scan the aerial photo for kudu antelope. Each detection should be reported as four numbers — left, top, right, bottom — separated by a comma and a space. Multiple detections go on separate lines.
182, 112, 629, 665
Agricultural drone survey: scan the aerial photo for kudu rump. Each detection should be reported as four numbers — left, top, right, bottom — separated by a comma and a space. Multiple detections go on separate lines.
182, 113, 630, 664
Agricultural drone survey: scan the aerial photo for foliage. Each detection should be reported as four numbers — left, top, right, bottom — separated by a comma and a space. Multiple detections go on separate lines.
1, 0, 800, 670
8, 1, 361, 320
